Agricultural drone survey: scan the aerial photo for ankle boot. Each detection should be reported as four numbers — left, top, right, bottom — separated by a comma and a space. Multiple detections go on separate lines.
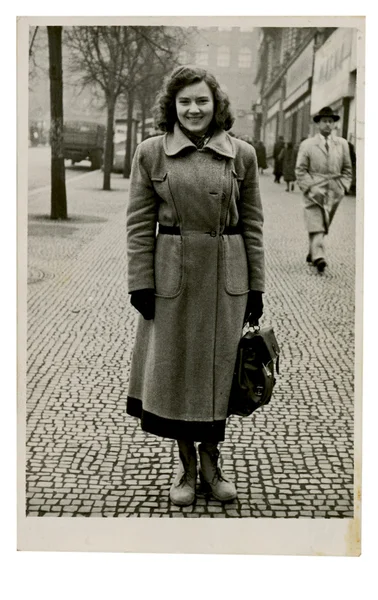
169, 441, 197, 506
198, 443, 237, 502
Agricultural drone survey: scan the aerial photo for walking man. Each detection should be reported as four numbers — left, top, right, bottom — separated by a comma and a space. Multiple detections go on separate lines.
295, 106, 352, 273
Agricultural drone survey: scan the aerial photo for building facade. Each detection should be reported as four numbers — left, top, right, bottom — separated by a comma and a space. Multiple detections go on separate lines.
177, 26, 260, 137
311, 28, 357, 146
253, 27, 357, 159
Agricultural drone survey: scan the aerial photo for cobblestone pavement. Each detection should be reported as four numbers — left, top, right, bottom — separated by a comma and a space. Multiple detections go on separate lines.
25, 169, 355, 518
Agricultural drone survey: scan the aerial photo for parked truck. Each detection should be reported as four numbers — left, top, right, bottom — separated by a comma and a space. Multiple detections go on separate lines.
63, 120, 106, 170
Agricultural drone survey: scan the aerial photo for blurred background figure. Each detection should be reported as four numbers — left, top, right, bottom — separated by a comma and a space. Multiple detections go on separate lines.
273, 135, 285, 183
347, 135, 356, 195
238, 134, 254, 145
255, 139, 267, 175
282, 141, 297, 192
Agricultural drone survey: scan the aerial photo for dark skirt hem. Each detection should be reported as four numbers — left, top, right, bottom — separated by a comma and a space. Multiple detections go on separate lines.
126, 396, 226, 442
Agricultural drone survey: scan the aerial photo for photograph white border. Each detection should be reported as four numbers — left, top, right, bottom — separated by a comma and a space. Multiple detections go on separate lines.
17, 13, 364, 557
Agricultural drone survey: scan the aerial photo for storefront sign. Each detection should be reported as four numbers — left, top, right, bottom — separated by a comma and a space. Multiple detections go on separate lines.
283, 80, 310, 111
311, 28, 355, 114
267, 100, 281, 120
285, 39, 314, 101
267, 85, 281, 109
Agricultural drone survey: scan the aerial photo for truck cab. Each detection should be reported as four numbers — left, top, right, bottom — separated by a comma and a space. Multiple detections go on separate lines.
63, 120, 105, 170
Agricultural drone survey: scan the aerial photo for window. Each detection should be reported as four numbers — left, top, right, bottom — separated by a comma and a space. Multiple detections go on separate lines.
217, 46, 230, 67
238, 47, 252, 68
178, 50, 190, 64
195, 47, 209, 66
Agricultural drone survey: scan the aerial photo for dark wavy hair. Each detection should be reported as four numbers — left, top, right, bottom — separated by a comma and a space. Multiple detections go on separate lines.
154, 65, 235, 133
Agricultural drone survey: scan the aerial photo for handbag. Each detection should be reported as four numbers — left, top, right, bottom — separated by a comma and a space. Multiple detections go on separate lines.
228, 325, 280, 417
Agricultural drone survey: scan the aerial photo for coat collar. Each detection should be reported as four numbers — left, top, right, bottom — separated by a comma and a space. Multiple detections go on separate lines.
315, 133, 340, 147
163, 122, 235, 159
314, 133, 339, 156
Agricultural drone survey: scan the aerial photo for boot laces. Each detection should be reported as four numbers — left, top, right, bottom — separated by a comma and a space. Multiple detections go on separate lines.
211, 466, 228, 485
177, 455, 196, 487
206, 450, 228, 484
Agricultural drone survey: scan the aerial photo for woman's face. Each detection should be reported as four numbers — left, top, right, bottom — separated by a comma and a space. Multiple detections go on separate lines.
175, 80, 214, 135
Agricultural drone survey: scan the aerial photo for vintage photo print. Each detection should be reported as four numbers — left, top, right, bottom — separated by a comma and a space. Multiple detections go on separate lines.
18, 15, 364, 555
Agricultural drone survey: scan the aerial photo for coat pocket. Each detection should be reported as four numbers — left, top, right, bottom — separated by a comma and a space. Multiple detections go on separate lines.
154, 233, 184, 298
151, 172, 168, 201
223, 235, 249, 295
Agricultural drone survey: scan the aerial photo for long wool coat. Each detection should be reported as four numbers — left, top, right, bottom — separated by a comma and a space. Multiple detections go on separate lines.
282, 146, 298, 182
126, 123, 265, 442
295, 133, 352, 233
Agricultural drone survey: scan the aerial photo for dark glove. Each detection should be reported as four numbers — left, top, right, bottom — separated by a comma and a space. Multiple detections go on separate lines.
130, 288, 155, 320
244, 290, 264, 326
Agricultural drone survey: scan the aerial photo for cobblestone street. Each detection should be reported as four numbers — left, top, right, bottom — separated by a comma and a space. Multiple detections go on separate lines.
25, 168, 356, 519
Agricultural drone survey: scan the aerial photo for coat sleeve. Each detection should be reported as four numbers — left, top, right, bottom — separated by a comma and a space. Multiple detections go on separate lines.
126, 144, 157, 293
339, 139, 353, 193
295, 142, 314, 193
239, 149, 265, 292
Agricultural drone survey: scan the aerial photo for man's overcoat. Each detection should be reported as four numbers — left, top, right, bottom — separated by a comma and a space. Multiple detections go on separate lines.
295, 133, 352, 232
126, 123, 265, 441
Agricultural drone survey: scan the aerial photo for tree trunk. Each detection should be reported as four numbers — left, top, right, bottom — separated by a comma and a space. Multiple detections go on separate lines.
103, 97, 116, 191
123, 89, 134, 179
47, 26, 67, 220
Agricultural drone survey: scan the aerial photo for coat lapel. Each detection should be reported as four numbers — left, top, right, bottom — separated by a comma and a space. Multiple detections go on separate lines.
315, 133, 328, 157
205, 129, 236, 159
164, 122, 235, 159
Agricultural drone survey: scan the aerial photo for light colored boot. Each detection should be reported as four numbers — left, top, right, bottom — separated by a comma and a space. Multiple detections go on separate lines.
198, 443, 237, 502
169, 440, 197, 506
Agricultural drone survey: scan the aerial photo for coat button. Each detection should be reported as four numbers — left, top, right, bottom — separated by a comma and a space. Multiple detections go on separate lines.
210, 230, 217, 237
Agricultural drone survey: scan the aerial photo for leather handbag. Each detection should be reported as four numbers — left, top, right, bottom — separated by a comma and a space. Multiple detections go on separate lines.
228, 325, 280, 417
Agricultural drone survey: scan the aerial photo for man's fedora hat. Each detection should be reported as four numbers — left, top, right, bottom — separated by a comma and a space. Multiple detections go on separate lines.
313, 106, 340, 123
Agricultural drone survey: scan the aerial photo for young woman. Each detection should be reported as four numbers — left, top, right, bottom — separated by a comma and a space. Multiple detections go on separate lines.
126, 65, 265, 506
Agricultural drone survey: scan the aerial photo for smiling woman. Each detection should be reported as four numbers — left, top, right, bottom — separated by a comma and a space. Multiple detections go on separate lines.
126, 65, 265, 508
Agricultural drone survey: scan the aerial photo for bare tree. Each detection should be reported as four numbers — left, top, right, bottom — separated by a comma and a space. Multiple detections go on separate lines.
65, 26, 139, 191
118, 26, 184, 177
65, 26, 187, 185
29, 26, 49, 93
47, 26, 67, 220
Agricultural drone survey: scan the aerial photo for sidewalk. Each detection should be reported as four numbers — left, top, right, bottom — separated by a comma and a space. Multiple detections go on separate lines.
26, 168, 356, 518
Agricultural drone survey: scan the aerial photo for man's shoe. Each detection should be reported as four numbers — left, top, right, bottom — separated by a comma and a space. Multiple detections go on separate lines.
306, 253, 312, 264
314, 258, 327, 273
198, 444, 237, 502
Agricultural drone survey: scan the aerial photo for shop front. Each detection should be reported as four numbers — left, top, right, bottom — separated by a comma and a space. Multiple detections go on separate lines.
263, 84, 283, 158
311, 27, 357, 141
283, 38, 314, 145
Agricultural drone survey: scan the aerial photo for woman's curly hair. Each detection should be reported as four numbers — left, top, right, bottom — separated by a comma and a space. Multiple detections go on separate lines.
154, 65, 235, 133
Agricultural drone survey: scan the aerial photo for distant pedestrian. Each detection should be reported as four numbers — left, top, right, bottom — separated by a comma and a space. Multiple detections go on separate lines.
255, 140, 267, 174
295, 106, 352, 273
126, 65, 265, 507
273, 135, 285, 183
282, 141, 297, 191
347, 137, 356, 195
238, 134, 254, 145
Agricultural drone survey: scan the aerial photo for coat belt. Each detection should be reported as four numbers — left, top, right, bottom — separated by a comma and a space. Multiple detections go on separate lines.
158, 224, 242, 236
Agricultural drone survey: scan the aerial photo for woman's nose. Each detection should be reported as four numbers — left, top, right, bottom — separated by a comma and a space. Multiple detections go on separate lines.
188, 102, 200, 113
